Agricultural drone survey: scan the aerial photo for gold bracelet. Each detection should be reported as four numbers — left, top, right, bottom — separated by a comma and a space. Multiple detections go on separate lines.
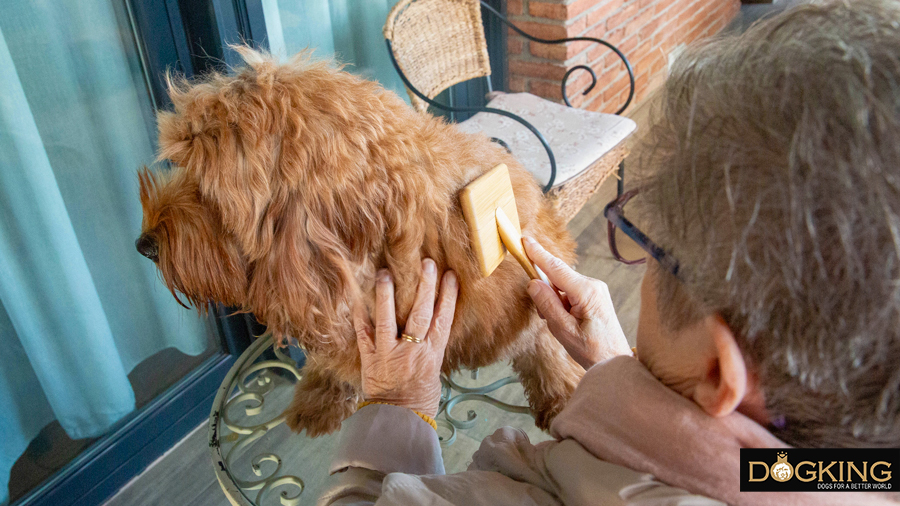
357, 400, 438, 432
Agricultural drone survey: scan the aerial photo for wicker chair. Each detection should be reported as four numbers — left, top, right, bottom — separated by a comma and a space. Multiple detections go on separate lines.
384, 0, 637, 223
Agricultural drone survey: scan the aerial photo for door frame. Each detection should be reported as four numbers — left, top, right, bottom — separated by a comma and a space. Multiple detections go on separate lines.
10, 1, 265, 505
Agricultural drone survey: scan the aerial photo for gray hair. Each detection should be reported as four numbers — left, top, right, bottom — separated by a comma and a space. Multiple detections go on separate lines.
637, 0, 900, 447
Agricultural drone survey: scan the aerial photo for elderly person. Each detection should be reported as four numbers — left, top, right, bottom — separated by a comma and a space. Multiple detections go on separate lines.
319, 1, 900, 504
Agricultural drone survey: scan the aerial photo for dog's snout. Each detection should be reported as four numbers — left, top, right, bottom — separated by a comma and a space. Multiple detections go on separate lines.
136, 233, 159, 262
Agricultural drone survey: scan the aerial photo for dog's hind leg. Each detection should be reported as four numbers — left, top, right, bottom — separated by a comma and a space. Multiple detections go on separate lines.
284, 361, 358, 437
510, 317, 585, 431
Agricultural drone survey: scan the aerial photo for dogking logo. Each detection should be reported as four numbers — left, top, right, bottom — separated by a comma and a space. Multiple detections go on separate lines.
741, 449, 899, 492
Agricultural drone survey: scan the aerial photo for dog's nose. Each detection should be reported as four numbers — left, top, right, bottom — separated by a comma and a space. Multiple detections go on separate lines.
135, 233, 159, 262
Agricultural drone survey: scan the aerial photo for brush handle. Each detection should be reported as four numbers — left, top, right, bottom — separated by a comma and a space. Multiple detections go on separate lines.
495, 208, 551, 284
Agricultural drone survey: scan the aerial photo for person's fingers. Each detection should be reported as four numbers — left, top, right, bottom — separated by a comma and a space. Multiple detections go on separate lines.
352, 299, 375, 355
374, 269, 397, 349
429, 270, 458, 351
403, 259, 438, 341
527, 279, 575, 333
523, 236, 584, 295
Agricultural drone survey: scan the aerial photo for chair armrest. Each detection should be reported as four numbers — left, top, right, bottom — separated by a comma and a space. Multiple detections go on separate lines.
480, 1, 635, 115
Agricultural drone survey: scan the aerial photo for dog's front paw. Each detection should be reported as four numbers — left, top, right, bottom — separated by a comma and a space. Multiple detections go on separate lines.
283, 372, 357, 437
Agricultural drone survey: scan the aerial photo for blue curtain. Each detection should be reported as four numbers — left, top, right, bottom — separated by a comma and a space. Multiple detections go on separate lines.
260, 0, 409, 100
0, 1, 211, 503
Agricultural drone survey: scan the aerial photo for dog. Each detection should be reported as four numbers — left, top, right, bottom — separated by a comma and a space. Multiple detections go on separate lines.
136, 47, 583, 436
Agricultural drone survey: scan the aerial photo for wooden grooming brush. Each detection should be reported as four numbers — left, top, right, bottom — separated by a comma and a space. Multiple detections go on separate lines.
460, 164, 551, 284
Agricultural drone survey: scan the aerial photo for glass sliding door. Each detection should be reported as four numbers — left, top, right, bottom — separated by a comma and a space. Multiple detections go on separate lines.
0, 0, 259, 504
259, 0, 408, 98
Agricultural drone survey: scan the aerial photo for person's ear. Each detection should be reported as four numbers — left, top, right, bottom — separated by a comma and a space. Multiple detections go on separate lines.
692, 315, 747, 417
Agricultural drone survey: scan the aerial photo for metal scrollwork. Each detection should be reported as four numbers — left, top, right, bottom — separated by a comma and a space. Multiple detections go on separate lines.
211, 336, 531, 504
562, 65, 598, 108
478, 1, 635, 115
210, 336, 306, 506
436, 371, 531, 447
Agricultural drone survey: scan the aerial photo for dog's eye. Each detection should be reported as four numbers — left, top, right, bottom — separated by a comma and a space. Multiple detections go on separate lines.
135, 233, 160, 262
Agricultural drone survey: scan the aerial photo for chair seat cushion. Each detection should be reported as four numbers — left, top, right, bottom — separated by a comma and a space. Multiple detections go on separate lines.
456, 93, 637, 187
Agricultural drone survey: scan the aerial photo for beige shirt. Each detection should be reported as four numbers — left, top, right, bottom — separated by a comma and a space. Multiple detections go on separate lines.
319, 357, 895, 506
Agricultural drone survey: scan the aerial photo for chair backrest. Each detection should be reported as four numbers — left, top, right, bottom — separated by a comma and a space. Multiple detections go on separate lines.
384, 0, 492, 113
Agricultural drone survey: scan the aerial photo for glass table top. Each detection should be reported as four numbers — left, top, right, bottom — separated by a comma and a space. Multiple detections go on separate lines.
209, 336, 549, 506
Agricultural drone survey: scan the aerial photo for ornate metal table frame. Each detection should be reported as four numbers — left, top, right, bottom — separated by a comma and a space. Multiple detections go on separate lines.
209, 335, 531, 506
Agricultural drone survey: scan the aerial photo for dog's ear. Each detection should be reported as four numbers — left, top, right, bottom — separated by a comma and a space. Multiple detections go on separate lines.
248, 194, 365, 348
156, 71, 278, 258
137, 166, 158, 218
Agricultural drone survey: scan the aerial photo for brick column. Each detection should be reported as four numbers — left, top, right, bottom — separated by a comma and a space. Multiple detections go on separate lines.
506, 0, 740, 113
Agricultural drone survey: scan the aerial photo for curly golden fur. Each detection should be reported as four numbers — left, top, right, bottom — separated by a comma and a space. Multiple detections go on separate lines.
137, 47, 582, 435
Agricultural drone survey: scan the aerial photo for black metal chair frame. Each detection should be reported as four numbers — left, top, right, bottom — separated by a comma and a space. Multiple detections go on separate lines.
385, 0, 635, 194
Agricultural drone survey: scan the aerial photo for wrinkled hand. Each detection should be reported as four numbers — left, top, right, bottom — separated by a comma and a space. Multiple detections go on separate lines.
523, 237, 632, 370
352, 259, 458, 417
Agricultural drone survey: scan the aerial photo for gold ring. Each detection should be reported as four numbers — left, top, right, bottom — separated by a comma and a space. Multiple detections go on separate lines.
401, 333, 423, 344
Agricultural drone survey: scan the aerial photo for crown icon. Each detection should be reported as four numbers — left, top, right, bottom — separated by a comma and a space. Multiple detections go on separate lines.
771, 451, 793, 481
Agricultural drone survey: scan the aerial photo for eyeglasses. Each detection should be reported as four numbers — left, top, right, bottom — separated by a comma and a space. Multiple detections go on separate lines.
603, 189, 680, 278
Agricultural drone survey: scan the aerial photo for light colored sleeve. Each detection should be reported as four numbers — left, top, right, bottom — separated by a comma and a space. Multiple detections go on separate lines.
317, 403, 444, 505
328, 403, 445, 476
317, 405, 561, 506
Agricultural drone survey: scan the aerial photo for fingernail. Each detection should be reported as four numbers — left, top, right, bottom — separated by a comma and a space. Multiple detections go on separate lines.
423, 258, 436, 274
523, 236, 536, 245
446, 271, 457, 287
377, 269, 391, 283
526, 280, 540, 296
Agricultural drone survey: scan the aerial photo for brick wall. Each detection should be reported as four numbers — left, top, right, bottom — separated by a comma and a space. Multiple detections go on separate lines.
505, 0, 740, 113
